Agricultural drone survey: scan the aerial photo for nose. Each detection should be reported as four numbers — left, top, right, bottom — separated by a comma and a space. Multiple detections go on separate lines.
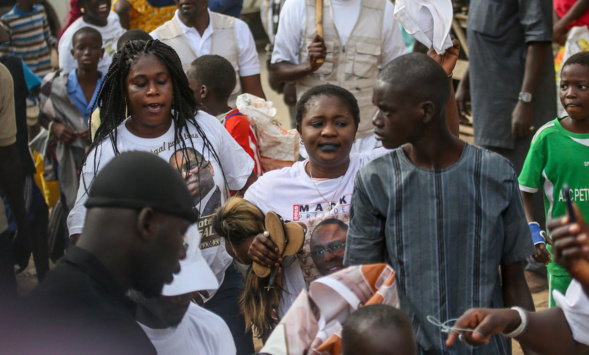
324, 250, 336, 261
147, 81, 159, 96
566, 87, 576, 98
321, 122, 337, 137
372, 111, 384, 128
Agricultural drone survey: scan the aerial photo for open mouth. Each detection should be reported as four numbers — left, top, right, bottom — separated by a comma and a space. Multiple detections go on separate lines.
97, 3, 110, 15
146, 103, 164, 113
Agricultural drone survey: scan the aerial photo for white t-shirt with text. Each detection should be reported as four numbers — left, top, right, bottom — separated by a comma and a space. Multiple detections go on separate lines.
67, 111, 254, 291
244, 148, 388, 316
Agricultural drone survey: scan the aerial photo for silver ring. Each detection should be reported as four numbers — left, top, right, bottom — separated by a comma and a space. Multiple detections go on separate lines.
459, 334, 465, 343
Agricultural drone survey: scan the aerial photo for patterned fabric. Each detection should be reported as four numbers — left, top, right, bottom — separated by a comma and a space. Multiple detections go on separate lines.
115, 0, 175, 33
261, 263, 398, 355
0, 5, 56, 77
345, 143, 535, 354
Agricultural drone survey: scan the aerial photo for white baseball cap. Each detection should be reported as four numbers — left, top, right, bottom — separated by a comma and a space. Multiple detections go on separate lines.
162, 225, 218, 296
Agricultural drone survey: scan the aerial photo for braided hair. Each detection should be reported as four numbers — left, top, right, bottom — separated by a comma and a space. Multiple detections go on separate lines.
87, 39, 227, 201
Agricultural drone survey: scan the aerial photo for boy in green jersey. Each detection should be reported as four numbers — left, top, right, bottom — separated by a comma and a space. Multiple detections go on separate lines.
519, 51, 589, 307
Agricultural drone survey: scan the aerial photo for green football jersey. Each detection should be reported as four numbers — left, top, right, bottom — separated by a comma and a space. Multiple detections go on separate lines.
519, 118, 589, 276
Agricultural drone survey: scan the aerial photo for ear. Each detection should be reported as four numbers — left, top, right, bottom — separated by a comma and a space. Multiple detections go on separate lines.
199, 85, 208, 100
136, 207, 156, 242
71, 47, 75, 57
296, 124, 302, 137
419, 101, 435, 124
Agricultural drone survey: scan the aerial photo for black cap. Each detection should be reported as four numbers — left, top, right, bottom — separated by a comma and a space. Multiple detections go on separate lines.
85, 151, 197, 223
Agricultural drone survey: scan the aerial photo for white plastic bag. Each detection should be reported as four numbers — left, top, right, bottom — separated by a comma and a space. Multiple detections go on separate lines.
236, 94, 300, 172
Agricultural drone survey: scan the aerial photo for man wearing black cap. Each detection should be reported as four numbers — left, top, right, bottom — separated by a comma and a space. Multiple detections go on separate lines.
11, 151, 197, 354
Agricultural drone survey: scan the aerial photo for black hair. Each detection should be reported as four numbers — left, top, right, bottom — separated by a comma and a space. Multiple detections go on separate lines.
378, 53, 449, 115
313, 218, 348, 235
117, 29, 153, 51
88, 39, 227, 204
188, 54, 236, 101
563, 51, 589, 71
342, 305, 414, 348
295, 84, 360, 128
72, 26, 103, 46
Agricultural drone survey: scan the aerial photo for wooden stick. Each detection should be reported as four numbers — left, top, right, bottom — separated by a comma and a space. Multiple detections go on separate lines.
315, 0, 324, 64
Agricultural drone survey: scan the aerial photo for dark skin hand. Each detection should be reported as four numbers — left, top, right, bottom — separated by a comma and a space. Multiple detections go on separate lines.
51, 121, 77, 146
248, 233, 282, 267
455, 68, 471, 124
446, 307, 587, 354
512, 42, 550, 140
269, 34, 327, 84
547, 203, 589, 295
521, 191, 552, 264
427, 36, 461, 137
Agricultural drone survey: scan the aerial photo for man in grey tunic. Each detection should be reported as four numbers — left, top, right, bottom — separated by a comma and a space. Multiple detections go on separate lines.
456, 0, 555, 231
345, 53, 535, 354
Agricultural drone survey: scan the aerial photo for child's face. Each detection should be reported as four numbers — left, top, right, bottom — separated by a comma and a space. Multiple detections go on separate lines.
372, 80, 423, 149
71, 33, 104, 72
79, 0, 111, 24
560, 63, 589, 122
125, 53, 173, 130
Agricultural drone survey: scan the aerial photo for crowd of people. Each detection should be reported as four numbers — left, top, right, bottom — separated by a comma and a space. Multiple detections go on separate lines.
1, 0, 589, 354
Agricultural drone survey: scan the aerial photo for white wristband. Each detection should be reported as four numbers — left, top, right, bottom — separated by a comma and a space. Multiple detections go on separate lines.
502, 307, 528, 338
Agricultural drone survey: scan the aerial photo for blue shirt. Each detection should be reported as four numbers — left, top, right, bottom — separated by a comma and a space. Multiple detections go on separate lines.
67, 70, 102, 125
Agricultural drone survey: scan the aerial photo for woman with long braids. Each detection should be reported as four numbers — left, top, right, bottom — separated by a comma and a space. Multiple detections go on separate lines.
67, 39, 257, 353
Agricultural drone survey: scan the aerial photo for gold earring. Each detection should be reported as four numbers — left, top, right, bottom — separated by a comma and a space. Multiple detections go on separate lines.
80, 7, 85, 13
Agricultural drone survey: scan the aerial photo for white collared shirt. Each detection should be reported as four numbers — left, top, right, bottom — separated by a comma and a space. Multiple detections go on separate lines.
151, 10, 260, 77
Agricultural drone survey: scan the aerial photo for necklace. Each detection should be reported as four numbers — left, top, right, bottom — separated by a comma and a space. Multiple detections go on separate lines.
307, 163, 345, 211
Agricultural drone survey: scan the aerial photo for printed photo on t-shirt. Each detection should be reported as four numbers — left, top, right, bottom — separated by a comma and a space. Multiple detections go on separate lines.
169, 147, 224, 250
298, 213, 349, 289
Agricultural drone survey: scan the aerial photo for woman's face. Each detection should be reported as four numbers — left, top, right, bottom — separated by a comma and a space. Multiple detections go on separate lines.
297, 94, 357, 168
125, 53, 174, 137
225, 236, 255, 265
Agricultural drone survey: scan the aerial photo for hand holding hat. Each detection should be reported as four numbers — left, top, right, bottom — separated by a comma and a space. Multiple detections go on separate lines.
250, 211, 305, 278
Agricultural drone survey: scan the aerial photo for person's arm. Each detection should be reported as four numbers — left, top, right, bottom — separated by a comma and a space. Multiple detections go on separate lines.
446, 307, 587, 354
501, 261, 534, 311
554, 0, 589, 45
512, 42, 550, 140
240, 74, 266, 99
113, 0, 131, 30
343, 173, 387, 266
427, 37, 460, 137
521, 191, 551, 264
269, 34, 326, 84
455, 68, 470, 123
235, 171, 257, 197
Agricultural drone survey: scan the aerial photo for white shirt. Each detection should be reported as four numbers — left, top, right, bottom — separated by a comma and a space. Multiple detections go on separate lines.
150, 10, 260, 77
139, 303, 237, 355
244, 148, 388, 316
67, 112, 255, 290
58, 11, 125, 75
271, 0, 406, 65
554, 279, 589, 346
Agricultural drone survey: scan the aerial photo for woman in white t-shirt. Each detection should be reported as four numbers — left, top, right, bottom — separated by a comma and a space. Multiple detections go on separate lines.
66, 40, 257, 353
58, 0, 126, 75
244, 84, 389, 319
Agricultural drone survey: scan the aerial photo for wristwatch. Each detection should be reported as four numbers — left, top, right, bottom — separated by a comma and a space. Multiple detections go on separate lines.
518, 92, 533, 103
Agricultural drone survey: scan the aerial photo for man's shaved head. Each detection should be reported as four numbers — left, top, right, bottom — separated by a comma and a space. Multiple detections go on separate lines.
377, 53, 449, 116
